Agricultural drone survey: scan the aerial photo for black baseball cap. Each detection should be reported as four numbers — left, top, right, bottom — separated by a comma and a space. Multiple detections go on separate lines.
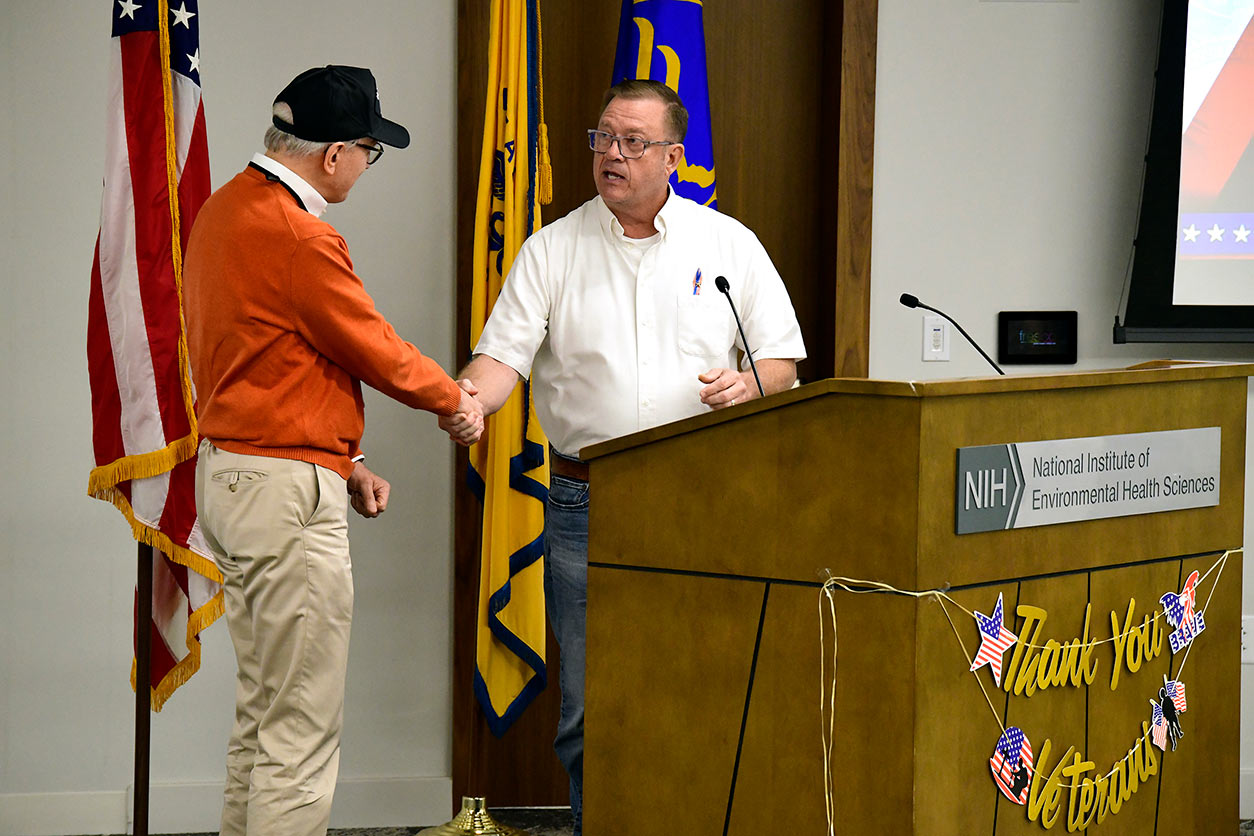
272, 65, 410, 149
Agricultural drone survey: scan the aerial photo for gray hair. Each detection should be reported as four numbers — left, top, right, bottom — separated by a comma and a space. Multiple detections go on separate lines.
264, 102, 336, 157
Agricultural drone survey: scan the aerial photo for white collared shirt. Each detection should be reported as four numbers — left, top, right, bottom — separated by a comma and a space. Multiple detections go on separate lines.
474, 190, 806, 456
249, 153, 328, 218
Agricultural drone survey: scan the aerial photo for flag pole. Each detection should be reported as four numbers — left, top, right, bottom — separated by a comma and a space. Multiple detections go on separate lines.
135, 542, 153, 836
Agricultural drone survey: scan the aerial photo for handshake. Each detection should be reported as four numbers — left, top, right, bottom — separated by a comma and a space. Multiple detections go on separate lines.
439, 378, 485, 446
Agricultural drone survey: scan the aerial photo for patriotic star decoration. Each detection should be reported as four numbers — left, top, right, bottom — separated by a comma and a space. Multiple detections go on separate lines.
1207, 224, 1225, 242
1182, 224, 1200, 242
170, 1, 195, 28
1235, 225, 1251, 244
970, 592, 1018, 687
187, 48, 200, 74
118, 0, 142, 19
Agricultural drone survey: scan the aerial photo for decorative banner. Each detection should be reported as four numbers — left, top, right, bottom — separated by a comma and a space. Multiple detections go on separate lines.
1026, 729, 1160, 830
970, 593, 1018, 687
955, 427, 1221, 534
991, 726, 1035, 804
820, 549, 1231, 833
1160, 570, 1207, 652
1000, 604, 1099, 696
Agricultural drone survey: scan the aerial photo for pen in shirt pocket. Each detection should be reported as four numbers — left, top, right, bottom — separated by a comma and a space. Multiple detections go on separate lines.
692, 268, 703, 296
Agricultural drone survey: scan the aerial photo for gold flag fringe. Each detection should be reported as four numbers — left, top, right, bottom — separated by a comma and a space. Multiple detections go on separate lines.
110, 482, 226, 712
87, 432, 199, 497
156, 0, 200, 438
94, 484, 225, 585
131, 583, 225, 712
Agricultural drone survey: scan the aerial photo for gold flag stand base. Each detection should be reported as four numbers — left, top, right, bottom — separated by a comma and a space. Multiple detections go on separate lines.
418, 796, 529, 836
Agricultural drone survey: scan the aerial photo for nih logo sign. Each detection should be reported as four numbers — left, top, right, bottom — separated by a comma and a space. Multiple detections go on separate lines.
955, 428, 1221, 535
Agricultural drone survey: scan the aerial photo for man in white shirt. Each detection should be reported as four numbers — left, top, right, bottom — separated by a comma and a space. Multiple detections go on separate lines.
443, 80, 805, 835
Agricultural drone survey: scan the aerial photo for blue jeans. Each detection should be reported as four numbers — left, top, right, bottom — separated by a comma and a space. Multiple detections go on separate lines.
544, 472, 589, 836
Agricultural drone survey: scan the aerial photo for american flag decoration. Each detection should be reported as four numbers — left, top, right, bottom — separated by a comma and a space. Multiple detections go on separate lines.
1165, 677, 1188, 713
970, 593, 1018, 687
989, 726, 1034, 805
87, 0, 222, 709
1150, 700, 1168, 751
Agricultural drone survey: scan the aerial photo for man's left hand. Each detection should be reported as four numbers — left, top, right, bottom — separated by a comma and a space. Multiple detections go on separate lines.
698, 368, 752, 409
348, 461, 390, 518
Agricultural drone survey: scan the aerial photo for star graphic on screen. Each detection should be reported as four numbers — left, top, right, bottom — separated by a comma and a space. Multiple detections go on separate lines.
187, 48, 200, 73
1182, 224, 1200, 242
1235, 225, 1251, 244
118, 0, 142, 19
170, 2, 195, 28
1207, 224, 1225, 242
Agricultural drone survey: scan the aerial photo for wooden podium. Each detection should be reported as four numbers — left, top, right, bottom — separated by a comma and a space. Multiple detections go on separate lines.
580, 363, 1248, 836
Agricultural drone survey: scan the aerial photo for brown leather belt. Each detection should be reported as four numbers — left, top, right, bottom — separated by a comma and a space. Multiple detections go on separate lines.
550, 449, 589, 481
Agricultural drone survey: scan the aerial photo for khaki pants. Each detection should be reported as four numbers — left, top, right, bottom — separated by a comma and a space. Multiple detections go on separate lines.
196, 440, 353, 836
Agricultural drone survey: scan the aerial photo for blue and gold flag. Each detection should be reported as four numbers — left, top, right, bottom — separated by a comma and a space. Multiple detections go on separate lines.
612, 0, 717, 207
469, 0, 552, 736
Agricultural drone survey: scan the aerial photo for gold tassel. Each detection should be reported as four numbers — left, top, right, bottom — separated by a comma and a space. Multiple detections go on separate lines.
537, 122, 553, 206
535, 0, 552, 207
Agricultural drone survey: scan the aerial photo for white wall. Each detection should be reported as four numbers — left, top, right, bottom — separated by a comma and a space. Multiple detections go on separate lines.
0, 3, 459, 835
872, 0, 1254, 819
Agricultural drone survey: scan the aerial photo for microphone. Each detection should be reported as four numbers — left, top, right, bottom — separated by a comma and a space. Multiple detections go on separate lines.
715, 276, 766, 398
899, 293, 1004, 376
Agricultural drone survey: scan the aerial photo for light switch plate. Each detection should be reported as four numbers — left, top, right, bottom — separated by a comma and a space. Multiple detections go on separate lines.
922, 315, 950, 362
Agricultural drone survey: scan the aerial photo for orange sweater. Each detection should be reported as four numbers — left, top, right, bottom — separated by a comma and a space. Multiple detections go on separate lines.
185, 165, 461, 479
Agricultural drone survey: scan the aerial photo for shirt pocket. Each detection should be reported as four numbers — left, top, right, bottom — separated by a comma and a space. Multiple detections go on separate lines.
676, 296, 736, 359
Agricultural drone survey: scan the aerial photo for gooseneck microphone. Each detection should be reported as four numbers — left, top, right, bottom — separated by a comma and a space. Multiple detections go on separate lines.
899, 293, 1004, 376
715, 276, 766, 398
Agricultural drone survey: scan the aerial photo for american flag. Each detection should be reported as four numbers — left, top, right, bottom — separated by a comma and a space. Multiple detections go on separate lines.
1166, 678, 1188, 713
970, 593, 1018, 687
1150, 700, 1168, 751
87, 0, 222, 710
989, 726, 1034, 805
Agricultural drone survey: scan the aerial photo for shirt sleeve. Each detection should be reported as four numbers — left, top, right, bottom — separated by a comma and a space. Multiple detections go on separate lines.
472, 233, 552, 379
735, 230, 807, 366
287, 233, 463, 416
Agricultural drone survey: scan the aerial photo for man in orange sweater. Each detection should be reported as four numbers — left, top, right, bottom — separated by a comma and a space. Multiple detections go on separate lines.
184, 65, 480, 836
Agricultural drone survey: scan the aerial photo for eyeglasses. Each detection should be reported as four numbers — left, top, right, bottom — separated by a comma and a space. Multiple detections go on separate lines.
351, 140, 384, 166
587, 129, 675, 160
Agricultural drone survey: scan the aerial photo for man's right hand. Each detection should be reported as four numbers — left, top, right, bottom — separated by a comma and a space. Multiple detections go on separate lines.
439, 378, 485, 446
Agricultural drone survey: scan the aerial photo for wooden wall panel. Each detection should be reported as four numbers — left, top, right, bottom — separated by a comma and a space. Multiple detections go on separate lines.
702, 0, 837, 383
454, 0, 878, 807
913, 583, 1020, 836
994, 576, 1091, 835
1084, 560, 1178, 835
729, 584, 916, 836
